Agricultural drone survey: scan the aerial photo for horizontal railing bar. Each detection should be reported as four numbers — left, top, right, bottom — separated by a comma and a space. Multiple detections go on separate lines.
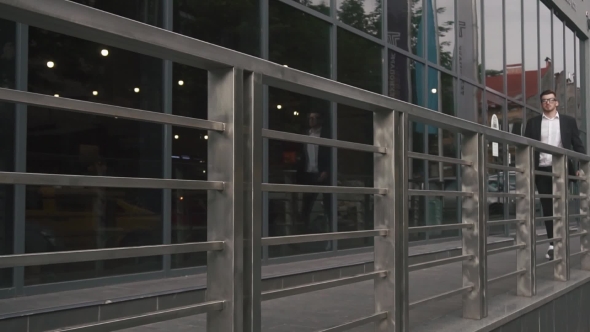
0, 171, 224, 191
535, 216, 561, 222
487, 164, 524, 173
261, 183, 386, 195
0, 88, 226, 131
261, 230, 387, 246
487, 244, 526, 256
0, 241, 224, 268
568, 175, 587, 181
569, 214, 587, 218
569, 195, 587, 200
409, 285, 473, 309
571, 250, 589, 258
488, 269, 527, 285
536, 194, 562, 199
536, 237, 562, 245
486, 192, 525, 198
407, 151, 472, 166
534, 171, 560, 178
570, 230, 588, 238
536, 258, 563, 269
261, 271, 387, 301
3, 0, 590, 164
408, 190, 473, 197
409, 255, 472, 272
262, 129, 386, 154
408, 223, 472, 233
56, 301, 225, 332
317, 312, 388, 332
487, 219, 524, 227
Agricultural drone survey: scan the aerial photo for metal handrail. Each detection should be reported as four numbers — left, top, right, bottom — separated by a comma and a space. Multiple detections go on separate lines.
261, 230, 387, 246
408, 255, 473, 272
487, 219, 524, 226
408, 151, 472, 166
261, 183, 387, 195
409, 285, 474, 309
488, 270, 527, 284
262, 129, 386, 154
318, 312, 388, 332
488, 244, 526, 256
408, 224, 473, 233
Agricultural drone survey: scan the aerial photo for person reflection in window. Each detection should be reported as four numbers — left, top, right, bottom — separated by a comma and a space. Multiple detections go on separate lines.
297, 112, 331, 233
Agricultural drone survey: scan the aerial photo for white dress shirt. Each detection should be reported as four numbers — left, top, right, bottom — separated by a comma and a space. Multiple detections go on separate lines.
306, 127, 321, 173
539, 112, 562, 167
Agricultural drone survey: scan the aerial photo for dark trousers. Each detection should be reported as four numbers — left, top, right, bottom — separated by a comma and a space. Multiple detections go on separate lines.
298, 172, 331, 232
535, 166, 553, 244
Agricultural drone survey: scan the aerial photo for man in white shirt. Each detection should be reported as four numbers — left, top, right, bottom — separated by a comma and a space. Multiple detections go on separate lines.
297, 112, 331, 233
524, 90, 585, 260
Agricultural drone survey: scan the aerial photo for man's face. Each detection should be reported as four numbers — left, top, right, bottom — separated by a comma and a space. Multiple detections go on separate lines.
541, 93, 559, 112
309, 113, 321, 128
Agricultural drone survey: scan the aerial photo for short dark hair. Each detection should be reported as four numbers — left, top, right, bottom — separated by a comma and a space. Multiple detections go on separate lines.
540, 90, 557, 100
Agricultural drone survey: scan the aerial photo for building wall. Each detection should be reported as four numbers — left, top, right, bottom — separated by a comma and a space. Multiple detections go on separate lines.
0, 0, 587, 296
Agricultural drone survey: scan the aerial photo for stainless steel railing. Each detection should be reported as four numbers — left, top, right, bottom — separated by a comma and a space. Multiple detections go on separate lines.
0, 0, 588, 331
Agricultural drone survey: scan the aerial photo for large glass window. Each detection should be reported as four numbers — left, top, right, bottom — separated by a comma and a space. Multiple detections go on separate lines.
576, 36, 584, 129
26, 28, 164, 284
505, 0, 522, 101
523, 0, 538, 109
270, 0, 331, 78
484, 0, 504, 94
553, 14, 565, 112
387, 0, 413, 52
565, 28, 575, 117
337, 28, 382, 93
291, 0, 330, 15
456, 0, 482, 83
337, 0, 382, 37
173, 0, 260, 57
539, 3, 552, 93
0, 18, 15, 289
432, 0, 455, 70
71, 0, 162, 26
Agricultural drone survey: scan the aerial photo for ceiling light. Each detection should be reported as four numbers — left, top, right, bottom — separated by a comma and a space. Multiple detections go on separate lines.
293, 111, 299, 116
178, 80, 184, 86
101, 49, 109, 56
204, 135, 209, 140
92, 91, 98, 96
179, 196, 184, 201
54, 94, 59, 97
431, 88, 437, 94
283, 65, 288, 67
174, 135, 179, 139
277, 105, 282, 110
203, 170, 206, 174
47, 61, 55, 68
134, 87, 140, 93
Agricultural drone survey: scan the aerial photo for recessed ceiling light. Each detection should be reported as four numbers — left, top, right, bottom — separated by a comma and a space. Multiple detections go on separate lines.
47, 61, 55, 68
101, 49, 109, 56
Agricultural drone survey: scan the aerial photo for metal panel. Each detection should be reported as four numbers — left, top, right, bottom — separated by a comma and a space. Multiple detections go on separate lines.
242, 72, 262, 332
553, 153, 569, 281
374, 110, 407, 331
206, 68, 244, 331
461, 132, 487, 319
580, 161, 590, 271
516, 145, 535, 296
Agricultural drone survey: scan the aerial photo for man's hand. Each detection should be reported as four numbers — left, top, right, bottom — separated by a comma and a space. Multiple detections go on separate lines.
318, 172, 328, 182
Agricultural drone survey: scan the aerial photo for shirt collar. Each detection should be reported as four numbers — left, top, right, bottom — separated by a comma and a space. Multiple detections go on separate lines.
542, 112, 559, 120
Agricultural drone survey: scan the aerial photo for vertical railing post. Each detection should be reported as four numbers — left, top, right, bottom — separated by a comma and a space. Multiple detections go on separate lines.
374, 110, 408, 332
243, 72, 262, 332
460, 132, 487, 319
553, 153, 569, 281
515, 145, 536, 296
580, 160, 590, 271
206, 67, 244, 331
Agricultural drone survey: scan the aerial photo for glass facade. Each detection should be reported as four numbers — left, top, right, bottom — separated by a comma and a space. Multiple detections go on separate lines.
0, 0, 588, 295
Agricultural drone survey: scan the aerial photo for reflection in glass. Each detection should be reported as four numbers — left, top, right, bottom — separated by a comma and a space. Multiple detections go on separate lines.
432, 0, 455, 70
505, 0, 522, 100
539, 4, 552, 94
25, 186, 162, 285
173, 0, 259, 56
171, 190, 207, 269
337, 0, 382, 37
487, 93, 504, 166
484, 0, 504, 93
553, 14, 565, 114
565, 28, 575, 118
338, 28, 382, 93
387, 50, 423, 105
387, 0, 412, 52
71, 0, 162, 26
270, 0, 331, 78
523, 0, 538, 108
457, 81, 483, 124
456, 0, 481, 83
576, 37, 583, 126
291, 0, 330, 15
0, 18, 14, 288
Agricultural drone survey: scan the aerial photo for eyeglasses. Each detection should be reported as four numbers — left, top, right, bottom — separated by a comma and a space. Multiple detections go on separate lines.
541, 98, 557, 104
